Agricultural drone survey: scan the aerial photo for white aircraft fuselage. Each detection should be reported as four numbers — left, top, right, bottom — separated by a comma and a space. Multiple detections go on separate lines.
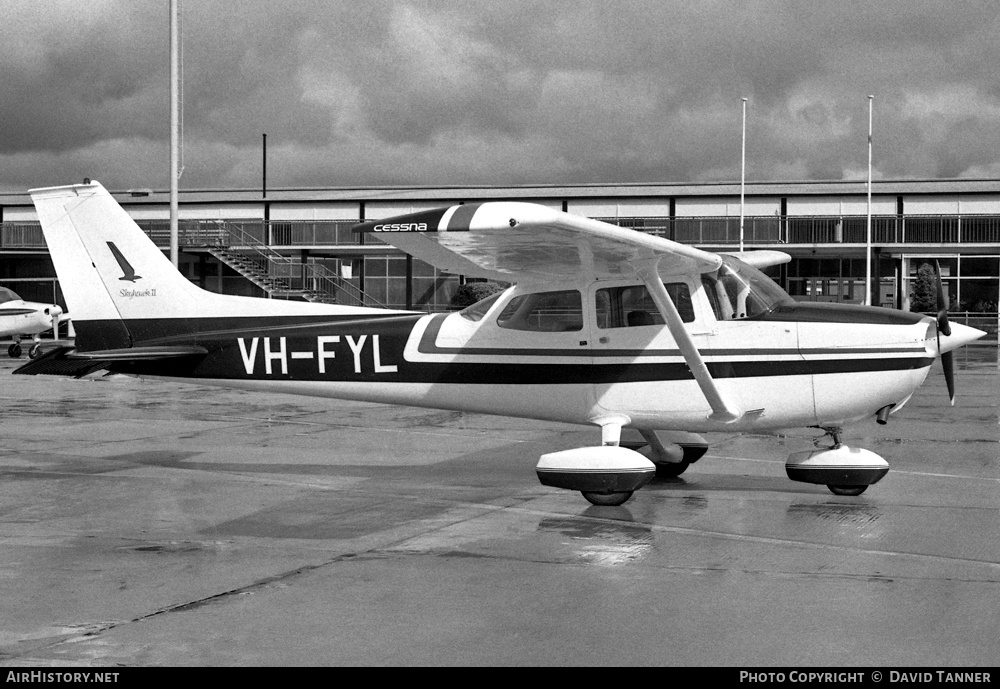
159, 283, 939, 436
17, 181, 985, 505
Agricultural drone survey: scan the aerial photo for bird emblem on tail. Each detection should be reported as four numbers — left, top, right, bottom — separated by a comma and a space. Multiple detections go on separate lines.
107, 242, 142, 282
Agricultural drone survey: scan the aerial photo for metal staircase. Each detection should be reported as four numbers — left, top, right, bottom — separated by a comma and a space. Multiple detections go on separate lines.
204, 221, 384, 308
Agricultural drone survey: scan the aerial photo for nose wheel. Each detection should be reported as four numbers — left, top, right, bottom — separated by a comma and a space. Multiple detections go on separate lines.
581, 491, 634, 507
828, 485, 868, 496
786, 427, 889, 496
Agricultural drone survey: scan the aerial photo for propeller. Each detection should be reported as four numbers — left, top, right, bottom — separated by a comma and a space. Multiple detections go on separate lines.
45, 305, 62, 339
934, 260, 955, 404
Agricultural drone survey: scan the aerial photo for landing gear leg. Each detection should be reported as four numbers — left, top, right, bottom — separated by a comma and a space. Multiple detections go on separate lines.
819, 426, 843, 449
816, 427, 868, 495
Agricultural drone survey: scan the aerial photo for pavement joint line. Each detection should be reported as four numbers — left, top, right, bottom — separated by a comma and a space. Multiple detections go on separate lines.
482, 500, 1000, 572
8, 496, 522, 658
202, 414, 540, 440
706, 453, 1000, 482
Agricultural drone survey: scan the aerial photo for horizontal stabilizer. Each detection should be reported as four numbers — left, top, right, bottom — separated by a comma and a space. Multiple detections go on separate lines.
72, 345, 208, 361
13, 345, 207, 378
13, 346, 110, 378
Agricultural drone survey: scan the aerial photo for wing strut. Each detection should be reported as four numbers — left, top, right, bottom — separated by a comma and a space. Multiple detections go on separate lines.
634, 259, 742, 424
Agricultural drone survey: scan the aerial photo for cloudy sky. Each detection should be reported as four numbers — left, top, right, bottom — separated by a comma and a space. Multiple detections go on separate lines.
2, 0, 999, 192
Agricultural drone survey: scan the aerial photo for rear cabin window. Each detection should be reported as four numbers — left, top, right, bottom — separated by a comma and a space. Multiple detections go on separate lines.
496, 290, 583, 332
596, 283, 694, 328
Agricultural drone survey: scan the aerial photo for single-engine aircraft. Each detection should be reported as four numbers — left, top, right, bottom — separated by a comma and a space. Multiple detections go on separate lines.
17, 181, 985, 505
0, 286, 66, 358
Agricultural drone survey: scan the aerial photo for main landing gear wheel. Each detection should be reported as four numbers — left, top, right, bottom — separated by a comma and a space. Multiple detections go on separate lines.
655, 460, 690, 478
8, 343, 21, 358
828, 485, 868, 496
581, 491, 633, 507
28, 344, 41, 359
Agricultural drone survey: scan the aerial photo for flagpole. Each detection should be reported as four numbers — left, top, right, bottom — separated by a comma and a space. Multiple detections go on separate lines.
740, 97, 747, 253
866, 95, 873, 306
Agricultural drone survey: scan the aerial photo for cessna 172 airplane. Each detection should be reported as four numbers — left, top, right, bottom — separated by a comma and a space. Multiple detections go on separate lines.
16, 180, 985, 505
0, 286, 66, 358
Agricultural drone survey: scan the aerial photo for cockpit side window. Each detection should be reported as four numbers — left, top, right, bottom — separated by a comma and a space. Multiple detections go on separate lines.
0, 287, 20, 304
596, 282, 694, 328
496, 290, 583, 332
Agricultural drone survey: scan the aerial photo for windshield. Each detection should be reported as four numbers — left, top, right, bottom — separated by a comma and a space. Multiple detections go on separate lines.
702, 256, 792, 320
458, 290, 506, 322
0, 287, 21, 304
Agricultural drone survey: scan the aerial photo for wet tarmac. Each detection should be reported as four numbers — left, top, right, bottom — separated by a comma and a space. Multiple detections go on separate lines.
0, 347, 997, 667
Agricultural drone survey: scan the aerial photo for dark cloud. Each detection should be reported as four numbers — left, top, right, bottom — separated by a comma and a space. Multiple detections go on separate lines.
1, 0, 999, 192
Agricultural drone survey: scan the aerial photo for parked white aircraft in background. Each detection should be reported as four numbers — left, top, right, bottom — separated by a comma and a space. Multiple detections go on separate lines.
0, 286, 66, 358
16, 181, 985, 505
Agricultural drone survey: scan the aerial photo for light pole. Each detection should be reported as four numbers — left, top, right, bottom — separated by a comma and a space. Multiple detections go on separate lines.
740, 97, 747, 253
866, 95, 873, 306
169, 0, 181, 268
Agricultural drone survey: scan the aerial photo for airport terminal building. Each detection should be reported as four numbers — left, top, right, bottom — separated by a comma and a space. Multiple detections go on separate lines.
1, 178, 997, 340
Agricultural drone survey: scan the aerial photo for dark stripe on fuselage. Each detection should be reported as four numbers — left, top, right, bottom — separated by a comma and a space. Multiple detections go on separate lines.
74, 313, 416, 350
112, 349, 933, 384
77, 313, 934, 385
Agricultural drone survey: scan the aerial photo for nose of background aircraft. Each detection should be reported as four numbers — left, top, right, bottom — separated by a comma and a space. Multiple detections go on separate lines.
938, 321, 986, 354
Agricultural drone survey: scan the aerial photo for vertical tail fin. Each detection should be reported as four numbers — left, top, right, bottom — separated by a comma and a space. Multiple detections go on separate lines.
30, 181, 206, 330
30, 180, 390, 352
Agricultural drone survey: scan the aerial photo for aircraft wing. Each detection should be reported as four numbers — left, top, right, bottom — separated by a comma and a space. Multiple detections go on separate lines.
354, 202, 722, 281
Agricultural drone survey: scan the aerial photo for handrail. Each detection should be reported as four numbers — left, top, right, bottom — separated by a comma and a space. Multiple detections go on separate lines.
3, 214, 1000, 249
208, 220, 388, 308
303, 262, 387, 308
